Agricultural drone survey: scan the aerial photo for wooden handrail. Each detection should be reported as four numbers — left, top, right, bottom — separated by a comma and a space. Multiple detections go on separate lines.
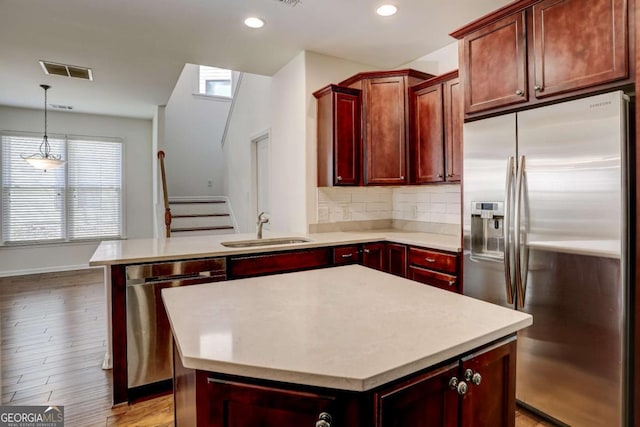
157, 150, 172, 237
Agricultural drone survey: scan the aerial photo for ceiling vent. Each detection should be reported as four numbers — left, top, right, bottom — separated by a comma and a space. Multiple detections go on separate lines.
39, 61, 93, 81
274, 0, 301, 6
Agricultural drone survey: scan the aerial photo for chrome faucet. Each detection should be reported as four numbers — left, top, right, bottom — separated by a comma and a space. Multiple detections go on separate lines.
257, 212, 269, 239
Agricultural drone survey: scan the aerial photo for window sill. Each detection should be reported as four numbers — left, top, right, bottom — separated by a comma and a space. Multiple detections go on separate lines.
192, 93, 232, 102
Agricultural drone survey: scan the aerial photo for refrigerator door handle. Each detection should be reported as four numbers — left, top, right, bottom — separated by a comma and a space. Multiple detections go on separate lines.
514, 155, 528, 309
504, 157, 515, 304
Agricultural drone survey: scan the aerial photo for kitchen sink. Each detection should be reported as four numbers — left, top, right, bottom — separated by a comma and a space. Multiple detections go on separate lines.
221, 237, 312, 248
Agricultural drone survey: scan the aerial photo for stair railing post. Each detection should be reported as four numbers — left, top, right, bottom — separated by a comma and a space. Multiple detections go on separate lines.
157, 150, 172, 237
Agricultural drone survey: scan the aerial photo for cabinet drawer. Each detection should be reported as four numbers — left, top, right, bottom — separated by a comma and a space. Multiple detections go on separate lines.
408, 266, 458, 293
229, 248, 332, 278
333, 245, 361, 265
408, 247, 457, 274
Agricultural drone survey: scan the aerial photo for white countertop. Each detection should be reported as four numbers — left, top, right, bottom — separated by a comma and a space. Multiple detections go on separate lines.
89, 230, 461, 266
162, 265, 532, 392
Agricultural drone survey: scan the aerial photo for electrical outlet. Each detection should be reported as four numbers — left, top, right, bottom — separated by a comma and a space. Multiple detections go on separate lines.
410, 205, 418, 219
318, 207, 329, 221
207, 180, 213, 188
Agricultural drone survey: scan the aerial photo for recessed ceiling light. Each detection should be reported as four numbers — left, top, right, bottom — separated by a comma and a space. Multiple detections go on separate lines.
376, 4, 398, 16
244, 17, 265, 28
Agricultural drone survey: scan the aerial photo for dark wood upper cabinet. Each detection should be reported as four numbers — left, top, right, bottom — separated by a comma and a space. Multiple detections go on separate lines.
461, 12, 528, 114
443, 77, 462, 182
314, 85, 361, 186
452, 0, 631, 116
410, 71, 461, 184
411, 83, 445, 183
531, 0, 628, 98
364, 76, 408, 185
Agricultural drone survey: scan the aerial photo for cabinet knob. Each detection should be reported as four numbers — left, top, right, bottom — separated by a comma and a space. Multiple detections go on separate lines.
534, 85, 542, 92
316, 412, 332, 427
515, 89, 524, 96
448, 280, 455, 287
400, 175, 405, 180
336, 175, 342, 181
457, 381, 468, 395
437, 173, 443, 178
364, 249, 371, 254
449, 376, 458, 389
464, 368, 482, 386
447, 173, 453, 177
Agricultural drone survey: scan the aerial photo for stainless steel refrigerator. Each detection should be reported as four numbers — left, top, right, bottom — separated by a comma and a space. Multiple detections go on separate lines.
462, 91, 630, 426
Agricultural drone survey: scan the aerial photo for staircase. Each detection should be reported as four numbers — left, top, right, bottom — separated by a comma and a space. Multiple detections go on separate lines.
157, 151, 236, 238
168, 198, 236, 236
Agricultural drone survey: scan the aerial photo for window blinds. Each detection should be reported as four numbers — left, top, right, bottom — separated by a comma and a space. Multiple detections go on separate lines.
1, 133, 122, 244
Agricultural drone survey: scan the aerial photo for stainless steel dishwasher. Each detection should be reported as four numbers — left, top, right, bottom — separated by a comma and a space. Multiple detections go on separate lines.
126, 258, 226, 390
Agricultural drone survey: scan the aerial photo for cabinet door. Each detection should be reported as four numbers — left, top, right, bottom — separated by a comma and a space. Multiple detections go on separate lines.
364, 77, 408, 185
443, 77, 462, 182
362, 242, 386, 271
411, 84, 444, 183
333, 245, 362, 265
385, 243, 407, 277
334, 91, 361, 185
462, 12, 528, 113
459, 337, 517, 427
374, 363, 459, 427
228, 248, 332, 278
531, 0, 628, 98
206, 378, 336, 427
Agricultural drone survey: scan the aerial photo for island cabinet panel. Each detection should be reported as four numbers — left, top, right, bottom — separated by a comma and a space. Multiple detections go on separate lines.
314, 85, 362, 186
364, 76, 409, 185
205, 378, 337, 427
531, 0, 628, 99
462, 12, 528, 114
333, 244, 362, 265
374, 336, 517, 427
459, 338, 517, 427
362, 242, 387, 271
385, 243, 407, 277
228, 248, 332, 278
374, 363, 459, 427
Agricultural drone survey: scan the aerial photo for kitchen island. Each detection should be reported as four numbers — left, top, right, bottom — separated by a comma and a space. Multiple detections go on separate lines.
163, 265, 532, 426
89, 230, 463, 404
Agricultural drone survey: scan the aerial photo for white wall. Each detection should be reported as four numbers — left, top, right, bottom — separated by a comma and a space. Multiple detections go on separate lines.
269, 52, 308, 233
400, 41, 459, 75
0, 106, 152, 276
223, 73, 272, 232
164, 64, 230, 197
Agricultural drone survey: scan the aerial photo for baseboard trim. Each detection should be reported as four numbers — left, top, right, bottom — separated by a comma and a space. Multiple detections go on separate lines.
0, 264, 100, 278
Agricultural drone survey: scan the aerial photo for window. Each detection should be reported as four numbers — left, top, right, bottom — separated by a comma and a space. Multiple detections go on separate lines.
198, 66, 232, 98
1, 132, 123, 244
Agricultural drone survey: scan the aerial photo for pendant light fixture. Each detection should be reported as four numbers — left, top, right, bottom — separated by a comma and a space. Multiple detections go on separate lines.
21, 84, 66, 172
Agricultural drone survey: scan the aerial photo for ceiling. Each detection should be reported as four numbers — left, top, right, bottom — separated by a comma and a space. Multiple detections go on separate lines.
0, 0, 511, 119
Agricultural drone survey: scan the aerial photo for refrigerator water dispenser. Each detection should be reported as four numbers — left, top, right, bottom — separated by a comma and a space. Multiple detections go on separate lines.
470, 202, 505, 260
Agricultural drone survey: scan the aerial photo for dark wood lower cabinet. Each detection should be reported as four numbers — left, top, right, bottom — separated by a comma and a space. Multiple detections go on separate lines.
174, 337, 516, 427
408, 265, 459, 293
385, 243, 407, 277
362, 242, 387, 271
374, 363, 459, 427
228, 248, 332, 278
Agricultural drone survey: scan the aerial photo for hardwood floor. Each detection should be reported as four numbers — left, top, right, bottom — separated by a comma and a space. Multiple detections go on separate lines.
0, 268, 173, 426
0, 268, 553, 426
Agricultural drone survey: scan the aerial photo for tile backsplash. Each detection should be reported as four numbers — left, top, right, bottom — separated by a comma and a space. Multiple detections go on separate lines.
316, 185, 461, 225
